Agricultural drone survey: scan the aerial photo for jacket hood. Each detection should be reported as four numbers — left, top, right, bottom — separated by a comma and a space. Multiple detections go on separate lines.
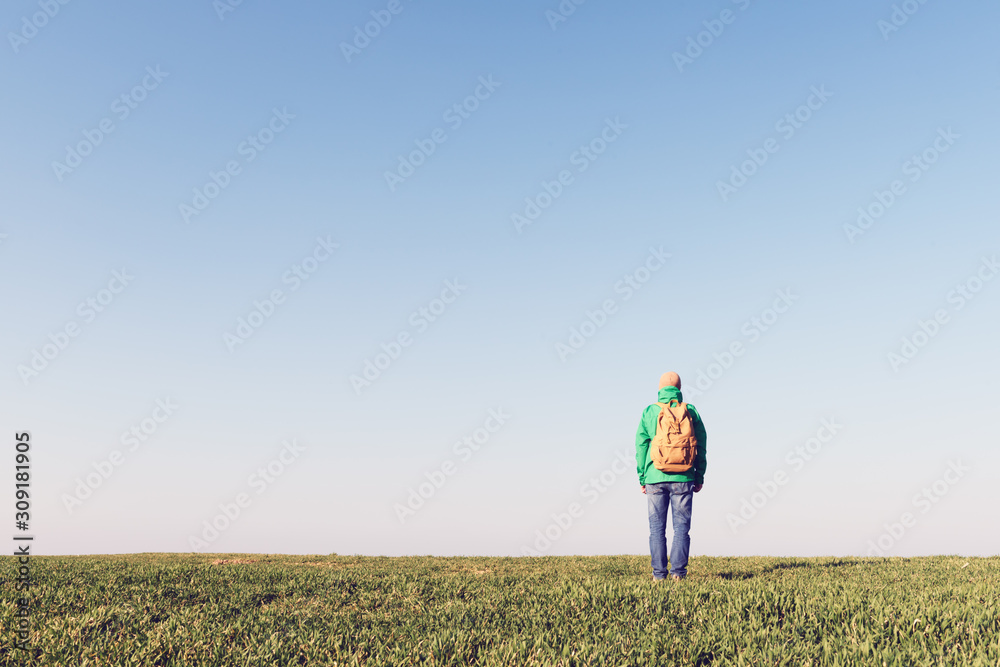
657, 385, 683, 403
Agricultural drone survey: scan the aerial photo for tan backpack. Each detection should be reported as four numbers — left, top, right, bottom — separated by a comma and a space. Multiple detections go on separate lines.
650, 400, 698, 473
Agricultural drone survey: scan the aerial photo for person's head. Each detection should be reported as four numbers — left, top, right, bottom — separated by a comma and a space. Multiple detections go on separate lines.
658, 372, 681, 390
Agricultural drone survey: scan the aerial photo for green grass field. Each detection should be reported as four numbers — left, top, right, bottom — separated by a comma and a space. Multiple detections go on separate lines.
2, 554, 997, 666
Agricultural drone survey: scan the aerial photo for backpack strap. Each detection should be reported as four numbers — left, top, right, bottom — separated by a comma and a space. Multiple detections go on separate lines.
658, 400, 688, 420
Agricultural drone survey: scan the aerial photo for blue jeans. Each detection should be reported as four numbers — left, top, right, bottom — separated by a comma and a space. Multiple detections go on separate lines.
646, 481, 693, 578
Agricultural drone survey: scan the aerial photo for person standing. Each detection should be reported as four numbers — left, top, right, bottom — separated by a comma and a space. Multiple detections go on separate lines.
635, 372, 707, 581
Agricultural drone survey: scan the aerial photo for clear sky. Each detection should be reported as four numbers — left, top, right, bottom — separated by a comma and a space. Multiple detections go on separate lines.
2, 0, 997, 558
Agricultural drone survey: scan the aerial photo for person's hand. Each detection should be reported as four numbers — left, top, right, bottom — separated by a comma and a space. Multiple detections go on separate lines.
693, 484, 703, 493
640, 485, 646, 494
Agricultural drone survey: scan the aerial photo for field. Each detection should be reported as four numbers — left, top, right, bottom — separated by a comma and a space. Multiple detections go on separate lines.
2, 554, 998, 666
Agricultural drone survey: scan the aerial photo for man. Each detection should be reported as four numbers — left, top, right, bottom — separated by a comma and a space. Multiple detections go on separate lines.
635, 372, 707, 581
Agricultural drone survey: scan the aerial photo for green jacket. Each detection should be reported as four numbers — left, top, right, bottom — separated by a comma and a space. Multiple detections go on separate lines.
635, 386, 707, 486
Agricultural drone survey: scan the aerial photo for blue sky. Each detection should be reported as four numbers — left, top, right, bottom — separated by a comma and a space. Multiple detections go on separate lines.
2, 0, 998, 557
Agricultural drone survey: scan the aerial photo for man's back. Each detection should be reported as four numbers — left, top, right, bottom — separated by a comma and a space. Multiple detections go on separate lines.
635, 384, 707, 489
